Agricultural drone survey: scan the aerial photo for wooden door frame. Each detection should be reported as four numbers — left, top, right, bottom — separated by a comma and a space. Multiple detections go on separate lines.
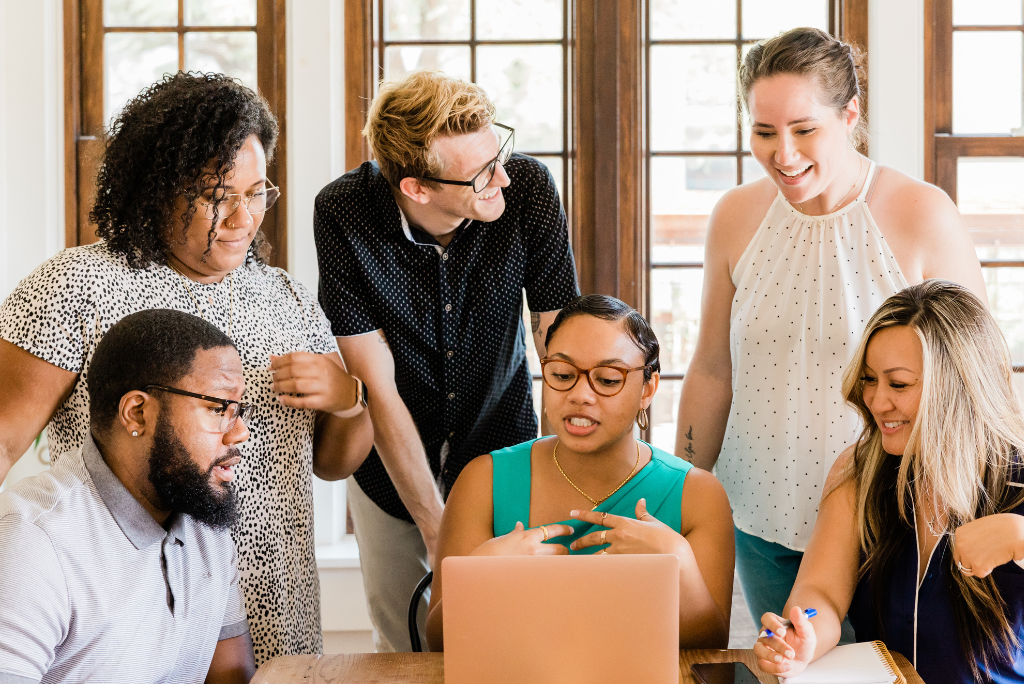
63, 0, 289, 268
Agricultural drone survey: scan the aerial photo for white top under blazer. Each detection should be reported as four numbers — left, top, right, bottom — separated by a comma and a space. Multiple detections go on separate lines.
716, 161, 908, 551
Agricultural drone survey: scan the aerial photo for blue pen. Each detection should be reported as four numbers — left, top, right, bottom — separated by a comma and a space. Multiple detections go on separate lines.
758, 608, 817, 638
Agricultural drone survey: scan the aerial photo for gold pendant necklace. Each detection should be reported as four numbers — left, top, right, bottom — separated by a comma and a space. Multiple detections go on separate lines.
168, 261, 234, 337
553, 439, 641, 510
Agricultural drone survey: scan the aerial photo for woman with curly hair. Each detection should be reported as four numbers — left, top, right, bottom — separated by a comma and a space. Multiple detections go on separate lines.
0, 72, 373, 662
756, 281, 1024, 684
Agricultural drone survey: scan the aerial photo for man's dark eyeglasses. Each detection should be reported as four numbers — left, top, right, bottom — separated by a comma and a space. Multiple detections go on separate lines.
142, 384, 254, 433
420, 123, 515, 193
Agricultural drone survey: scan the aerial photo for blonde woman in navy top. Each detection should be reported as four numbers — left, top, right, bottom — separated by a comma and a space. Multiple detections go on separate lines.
425, 295, 735, 651
756, 281, 1024, 684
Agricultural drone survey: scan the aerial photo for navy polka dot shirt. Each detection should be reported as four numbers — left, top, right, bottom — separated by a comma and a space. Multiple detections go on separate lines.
313, 154, 579, 521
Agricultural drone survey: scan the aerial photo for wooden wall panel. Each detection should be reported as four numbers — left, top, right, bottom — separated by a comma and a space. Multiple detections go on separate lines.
63, 0, 82, 249
344, 0, 373, 171
572, 0, 646, 309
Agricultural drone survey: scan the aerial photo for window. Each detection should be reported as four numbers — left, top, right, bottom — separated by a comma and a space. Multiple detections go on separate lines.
925, 0, 1024, 372
347, 0, 572, 422
374, 0, 570, 201
346, 1, 867, 448
64, 0, 287, 267
645, 1, 864, 450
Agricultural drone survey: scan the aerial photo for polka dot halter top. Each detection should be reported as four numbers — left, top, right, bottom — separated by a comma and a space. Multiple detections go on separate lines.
716, 161, 908, 551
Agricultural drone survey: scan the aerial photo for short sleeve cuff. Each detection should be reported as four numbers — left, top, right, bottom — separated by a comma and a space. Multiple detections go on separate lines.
218, 619, 250, 641
0, 669, 40, 684
0, 337, 82, 374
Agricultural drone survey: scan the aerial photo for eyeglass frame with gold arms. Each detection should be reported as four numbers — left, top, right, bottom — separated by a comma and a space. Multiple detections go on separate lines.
141, 384, 255, 433
539, 358, 652, 397
195, 181, 281, 220
420, 123, 515, 193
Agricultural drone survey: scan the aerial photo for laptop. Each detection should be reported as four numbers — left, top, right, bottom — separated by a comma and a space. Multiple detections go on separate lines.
442, 554, 680, 684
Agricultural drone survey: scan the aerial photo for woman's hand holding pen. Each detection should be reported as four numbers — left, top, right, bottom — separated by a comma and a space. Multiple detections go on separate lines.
568, 499, 690, 559
754, 605, 817, 678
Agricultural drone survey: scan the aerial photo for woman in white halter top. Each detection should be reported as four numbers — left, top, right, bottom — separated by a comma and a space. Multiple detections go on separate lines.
674, 28, 988, 632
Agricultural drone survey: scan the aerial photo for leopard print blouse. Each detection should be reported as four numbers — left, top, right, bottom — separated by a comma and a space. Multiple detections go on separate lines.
0, 241, 336, 664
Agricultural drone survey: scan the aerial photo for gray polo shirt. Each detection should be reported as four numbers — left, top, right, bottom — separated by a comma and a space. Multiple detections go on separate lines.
0, 435, 248, 684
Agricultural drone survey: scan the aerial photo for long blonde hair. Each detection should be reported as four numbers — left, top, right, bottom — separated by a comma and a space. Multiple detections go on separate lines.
841, 280, 1024, 676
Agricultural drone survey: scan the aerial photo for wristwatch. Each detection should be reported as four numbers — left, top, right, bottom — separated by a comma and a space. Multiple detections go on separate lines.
332, 376, 367, 418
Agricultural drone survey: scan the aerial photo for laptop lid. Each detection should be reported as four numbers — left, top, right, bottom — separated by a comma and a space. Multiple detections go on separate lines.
442, 554, 680, 684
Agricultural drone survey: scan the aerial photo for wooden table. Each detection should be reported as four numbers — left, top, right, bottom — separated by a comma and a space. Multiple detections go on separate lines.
252, 649, 924, 684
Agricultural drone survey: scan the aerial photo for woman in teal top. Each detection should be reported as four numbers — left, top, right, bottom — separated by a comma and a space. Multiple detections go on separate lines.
425, 294, 735, 651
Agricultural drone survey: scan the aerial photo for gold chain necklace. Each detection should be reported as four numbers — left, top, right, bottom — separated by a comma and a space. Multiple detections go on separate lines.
796, 155, 865, 216
168, 261, 234, 337
553, 439, 641, 510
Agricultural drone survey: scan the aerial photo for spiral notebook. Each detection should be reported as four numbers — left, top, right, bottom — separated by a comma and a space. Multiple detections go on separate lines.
782, 641, 906, 684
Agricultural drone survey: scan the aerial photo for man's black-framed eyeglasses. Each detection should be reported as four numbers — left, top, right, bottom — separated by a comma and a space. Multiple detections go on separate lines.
421, 123, 515, 193
142, 384, 255, 433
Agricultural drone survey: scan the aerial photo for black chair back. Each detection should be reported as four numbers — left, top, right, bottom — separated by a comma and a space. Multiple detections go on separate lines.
408, 570, 433, 652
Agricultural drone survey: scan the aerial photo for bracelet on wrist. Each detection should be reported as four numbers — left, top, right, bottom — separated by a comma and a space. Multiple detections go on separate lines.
333, 376, 367, 418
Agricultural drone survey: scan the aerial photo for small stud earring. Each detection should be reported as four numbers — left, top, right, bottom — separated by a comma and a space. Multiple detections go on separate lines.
132, 431, 139, 437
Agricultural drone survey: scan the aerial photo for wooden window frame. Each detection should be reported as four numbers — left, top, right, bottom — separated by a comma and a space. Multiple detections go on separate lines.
369, 0, 572, 206
644, 0, 867, 381
346, 0, 867, 309
924, 0, 1024, 374
63, 0, 289, 268
924, 0, 1024, 232
345, 0, 867, 442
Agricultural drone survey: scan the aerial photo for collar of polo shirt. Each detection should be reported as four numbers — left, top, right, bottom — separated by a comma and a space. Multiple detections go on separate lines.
82, 434, 187, 549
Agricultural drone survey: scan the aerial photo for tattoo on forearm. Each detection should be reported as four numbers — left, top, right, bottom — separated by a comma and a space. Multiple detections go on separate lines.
531, 313, 541, 333
683, 425, 696, 460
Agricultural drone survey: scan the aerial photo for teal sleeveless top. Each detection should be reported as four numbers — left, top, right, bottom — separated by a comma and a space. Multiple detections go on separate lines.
490, 439, 692, 554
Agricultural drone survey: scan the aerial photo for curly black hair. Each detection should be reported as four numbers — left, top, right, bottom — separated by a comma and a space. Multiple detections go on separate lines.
90, 72, 279, 268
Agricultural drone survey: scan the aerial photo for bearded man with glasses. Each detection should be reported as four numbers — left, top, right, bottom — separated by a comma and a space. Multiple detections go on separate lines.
314, 70, 579, 652
0, 309, 259, 684
0, 72, 374, 664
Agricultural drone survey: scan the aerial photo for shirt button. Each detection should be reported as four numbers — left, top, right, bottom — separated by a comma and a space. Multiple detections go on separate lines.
445, 304, 452, 312
442, 253, 449, 261
448, 393, 455, 400
447, 350, 454, 358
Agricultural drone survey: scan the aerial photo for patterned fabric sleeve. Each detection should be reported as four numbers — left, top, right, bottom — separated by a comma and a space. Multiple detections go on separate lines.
0, 518, 70, 682
272, 267, 339, 355
0, 250, 98, 374
218, 544, 250, 640
312, 177, 380, 337
517, 157, 580, 313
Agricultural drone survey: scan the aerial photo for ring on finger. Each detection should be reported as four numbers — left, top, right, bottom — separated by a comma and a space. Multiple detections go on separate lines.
540, 525, 549, 542
601, 512, 608, 525
957, 560, 973, 574
598, 550, 609, 555
600, 530, 607, 545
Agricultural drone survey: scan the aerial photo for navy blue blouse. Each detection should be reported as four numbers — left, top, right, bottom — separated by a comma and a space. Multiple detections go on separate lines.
848, 504, 1024, 684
